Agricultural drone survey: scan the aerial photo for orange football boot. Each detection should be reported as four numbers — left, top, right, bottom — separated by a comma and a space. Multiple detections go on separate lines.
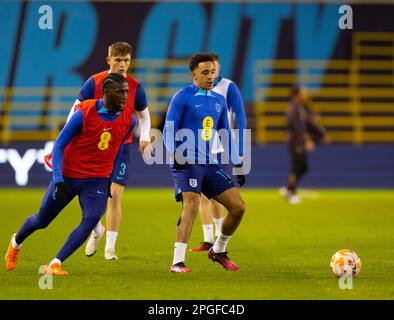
45, 263, 69, 276
5, 234, 20, 271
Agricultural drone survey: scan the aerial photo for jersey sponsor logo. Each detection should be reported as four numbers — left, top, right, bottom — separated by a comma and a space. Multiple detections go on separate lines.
201, 116, 214, 141
103, 127, 112, 131
215, 103, 221, 112
189, 179, 198, 188
98, 131, 111, 150
195, 104, 203, 108
97, 190, 105, 195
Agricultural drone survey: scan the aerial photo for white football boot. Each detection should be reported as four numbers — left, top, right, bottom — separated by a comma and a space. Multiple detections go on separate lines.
279, 186, 291, 199
85, 226, 105, 257
288, 194, 301, 205
104, 248, 119, 260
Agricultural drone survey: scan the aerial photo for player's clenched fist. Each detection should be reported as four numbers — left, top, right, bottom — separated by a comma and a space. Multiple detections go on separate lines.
53, 183, 72, 205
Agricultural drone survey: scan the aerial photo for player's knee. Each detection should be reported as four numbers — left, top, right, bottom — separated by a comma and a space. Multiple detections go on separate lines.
182, 193, 200, 213
230, 201, 246, 218
109, 183, 124, 201
82, 215, 101, 230
34, 214, 51, 229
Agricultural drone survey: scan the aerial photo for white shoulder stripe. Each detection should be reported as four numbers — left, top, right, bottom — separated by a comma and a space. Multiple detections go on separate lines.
212, 78, 232, 100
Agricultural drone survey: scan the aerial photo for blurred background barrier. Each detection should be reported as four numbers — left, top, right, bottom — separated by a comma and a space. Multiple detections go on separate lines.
1, 142, 393, 188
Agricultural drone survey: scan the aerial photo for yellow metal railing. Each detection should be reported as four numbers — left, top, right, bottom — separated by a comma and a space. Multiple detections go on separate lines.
130, 59, 189, 128
0, 87, 78, 143
253, 33, 394, 143
0, 59, 190, 144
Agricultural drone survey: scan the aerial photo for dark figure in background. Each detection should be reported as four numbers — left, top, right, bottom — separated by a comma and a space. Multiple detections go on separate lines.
279, 86, 330, 204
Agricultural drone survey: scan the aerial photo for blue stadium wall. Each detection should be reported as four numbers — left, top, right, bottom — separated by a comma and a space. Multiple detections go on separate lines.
2, 1, 394, 101
0, 1, 393, 188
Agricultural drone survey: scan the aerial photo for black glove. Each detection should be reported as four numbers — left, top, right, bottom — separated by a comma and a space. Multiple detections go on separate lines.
107, 181, 112, 198
53, 182, 71, 205
234, 164, 246, 187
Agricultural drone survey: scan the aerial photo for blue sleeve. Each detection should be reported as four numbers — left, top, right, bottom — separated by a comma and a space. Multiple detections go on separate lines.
109, 118, 136, 181
163, 91, 184, 154
217, 98, 231, 132
78, 77, 95, 101
227, 82, 247, 156
134, 83, 147, 111
52, 110, 83, 184
227, 82, 247, 130
217, 99, 241, 165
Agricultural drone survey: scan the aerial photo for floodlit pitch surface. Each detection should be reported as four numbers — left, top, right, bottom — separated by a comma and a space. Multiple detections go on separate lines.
1, 189, 393, 299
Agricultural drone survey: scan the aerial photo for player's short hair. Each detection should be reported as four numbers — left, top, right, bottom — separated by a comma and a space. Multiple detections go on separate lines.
209, 52, 220, 62
102, 73, 127, 94
108, 42, 132, 57
189, 53, 214, 71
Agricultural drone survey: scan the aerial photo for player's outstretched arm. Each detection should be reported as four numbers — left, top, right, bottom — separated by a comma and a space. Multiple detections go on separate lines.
217, 99, 246, 187
134, 83, 153, 158
163, 91, 185, 157
66, 77, 95, 123
52, 110, 83, 184
227, 82, 247, 157
136, 108, 152, 157
66, 99, 82, 123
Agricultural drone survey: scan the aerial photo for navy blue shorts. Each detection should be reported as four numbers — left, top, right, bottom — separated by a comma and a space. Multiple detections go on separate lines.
170, 164, 235, 202
112, 143, 132, 187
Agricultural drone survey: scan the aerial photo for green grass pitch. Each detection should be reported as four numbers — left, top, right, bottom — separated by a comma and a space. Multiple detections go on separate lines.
1, 188, 393, 300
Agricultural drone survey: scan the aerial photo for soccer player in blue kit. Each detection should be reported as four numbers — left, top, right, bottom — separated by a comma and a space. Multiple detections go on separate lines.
164, 53, 247, 273
190, 52, 247, 252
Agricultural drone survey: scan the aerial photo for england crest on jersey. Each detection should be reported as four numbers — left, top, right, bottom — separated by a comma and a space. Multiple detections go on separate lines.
215, 103, 221, 112
189, 179, 198, 188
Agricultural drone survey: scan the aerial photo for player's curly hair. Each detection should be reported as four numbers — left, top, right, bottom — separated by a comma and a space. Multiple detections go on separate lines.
189, 53, 214, 71
102, 73, 127, 93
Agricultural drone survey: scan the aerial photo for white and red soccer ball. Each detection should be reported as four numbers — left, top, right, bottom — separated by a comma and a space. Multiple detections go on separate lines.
330, 249, 361, 278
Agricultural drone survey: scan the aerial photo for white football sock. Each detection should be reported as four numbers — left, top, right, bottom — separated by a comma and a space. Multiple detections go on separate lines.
172, 242, 187, 265
93, 221, 104, 237
49, 258, 62, 266
202, 224, 214, 244
105, 231, 118, 250
213, 218, 224, 238
12, 236, 22, 249
213, 232, 232, 253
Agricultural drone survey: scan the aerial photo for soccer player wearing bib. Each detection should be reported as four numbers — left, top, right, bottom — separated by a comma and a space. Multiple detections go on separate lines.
190, 53, 247, 252
5, 74, 134, 275
164, 53, 247, 273
66, 42, 151, 260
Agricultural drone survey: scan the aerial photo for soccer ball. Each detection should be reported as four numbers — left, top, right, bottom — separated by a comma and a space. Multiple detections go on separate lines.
330, 249, 361, 278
